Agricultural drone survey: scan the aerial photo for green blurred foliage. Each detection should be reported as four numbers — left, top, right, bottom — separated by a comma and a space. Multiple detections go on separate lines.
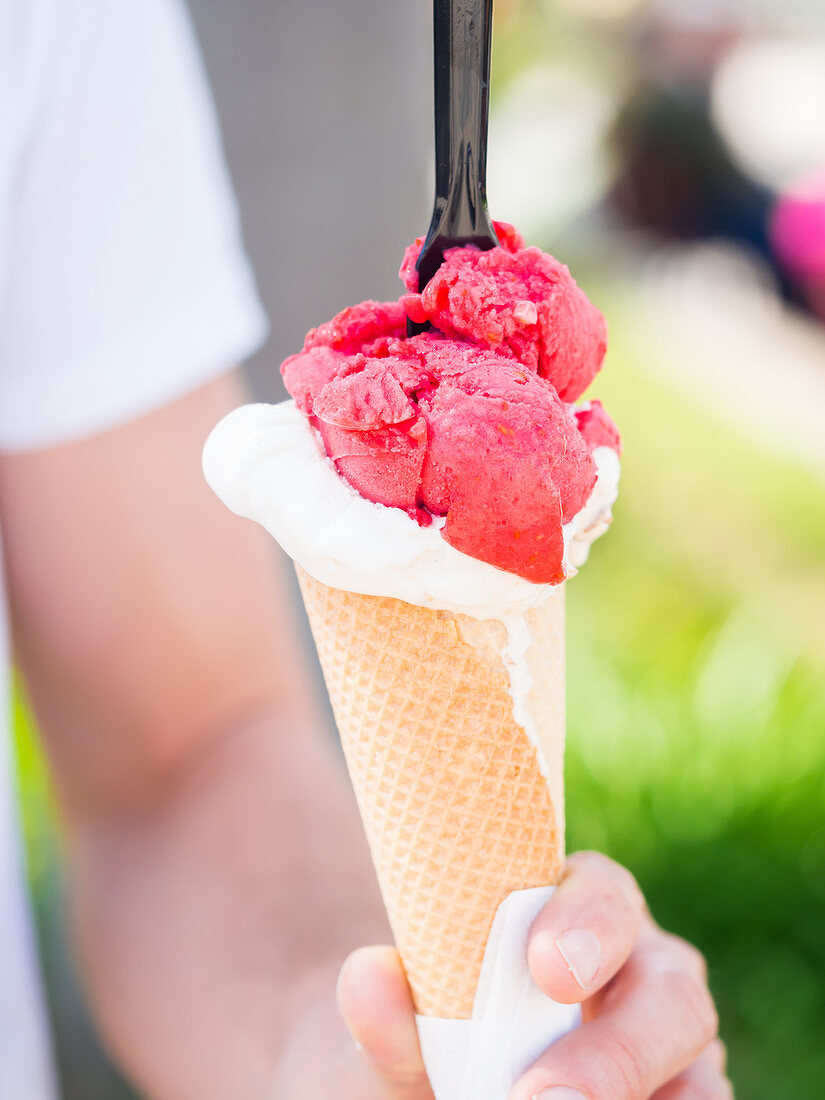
565, 317, 825, 1099
13, 683, 55, 887
492, 0, 624, 94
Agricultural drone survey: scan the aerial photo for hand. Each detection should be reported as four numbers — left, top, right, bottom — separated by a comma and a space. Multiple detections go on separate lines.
333, 852, 729, 1100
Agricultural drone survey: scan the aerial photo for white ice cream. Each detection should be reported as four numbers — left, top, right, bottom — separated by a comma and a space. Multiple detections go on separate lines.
202, 399, 620, 623
501, 614, 550, 778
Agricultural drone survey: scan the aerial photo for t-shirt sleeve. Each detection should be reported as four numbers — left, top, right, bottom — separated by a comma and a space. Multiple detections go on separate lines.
0, 0, 268, 451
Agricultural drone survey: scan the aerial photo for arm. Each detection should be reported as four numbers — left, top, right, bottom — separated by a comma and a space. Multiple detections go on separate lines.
0, 372, 391, 1098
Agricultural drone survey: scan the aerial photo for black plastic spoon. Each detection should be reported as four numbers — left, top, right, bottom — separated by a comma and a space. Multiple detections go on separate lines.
409, 0, 498, 333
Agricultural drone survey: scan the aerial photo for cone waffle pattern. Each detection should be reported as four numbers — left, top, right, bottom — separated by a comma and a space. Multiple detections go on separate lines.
297, 569, 566, 1019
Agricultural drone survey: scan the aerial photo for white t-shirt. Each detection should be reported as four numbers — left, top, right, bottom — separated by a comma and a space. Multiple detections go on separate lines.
0, 1, 267, 1094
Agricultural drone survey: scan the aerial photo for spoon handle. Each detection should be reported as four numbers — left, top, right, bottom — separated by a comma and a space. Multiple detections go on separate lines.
416, 0, 498, 290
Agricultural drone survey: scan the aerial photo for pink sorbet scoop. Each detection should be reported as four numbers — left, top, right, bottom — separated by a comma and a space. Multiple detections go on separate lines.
281, 222, 619, 584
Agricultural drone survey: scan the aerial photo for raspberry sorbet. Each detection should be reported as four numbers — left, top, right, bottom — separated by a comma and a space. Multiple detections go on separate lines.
281, 223, 619, 584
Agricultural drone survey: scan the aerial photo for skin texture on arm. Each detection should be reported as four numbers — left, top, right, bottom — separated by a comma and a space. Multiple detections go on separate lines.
0, 372, 392, 1098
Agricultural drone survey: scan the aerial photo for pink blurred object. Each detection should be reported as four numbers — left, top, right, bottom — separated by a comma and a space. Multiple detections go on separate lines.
770, 169, 825, 281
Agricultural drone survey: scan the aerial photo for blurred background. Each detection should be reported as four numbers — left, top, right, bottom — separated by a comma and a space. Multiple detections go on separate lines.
14, 0, 825, 1096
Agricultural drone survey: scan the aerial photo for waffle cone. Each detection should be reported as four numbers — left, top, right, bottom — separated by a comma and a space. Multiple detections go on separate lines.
297, 568, 566, 1019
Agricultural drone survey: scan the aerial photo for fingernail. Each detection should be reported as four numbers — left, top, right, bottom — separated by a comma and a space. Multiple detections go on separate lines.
555, 928, 602, 989
532, 1088, 588, 1100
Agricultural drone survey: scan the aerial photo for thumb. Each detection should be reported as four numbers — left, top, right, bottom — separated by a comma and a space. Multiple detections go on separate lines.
337, 946, 434, 1097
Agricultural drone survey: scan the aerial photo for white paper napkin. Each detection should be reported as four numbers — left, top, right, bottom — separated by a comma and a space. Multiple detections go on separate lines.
416, 887, 580, 1100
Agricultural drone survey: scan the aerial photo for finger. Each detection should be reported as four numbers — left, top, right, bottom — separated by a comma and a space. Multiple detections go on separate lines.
337, 945, 432, 1093
706, 1039, 728, 1074
527, 850, 646, 1003
584, 926, 710, 1021
650, 1043, 733, 1100
511, 936, 718, 1100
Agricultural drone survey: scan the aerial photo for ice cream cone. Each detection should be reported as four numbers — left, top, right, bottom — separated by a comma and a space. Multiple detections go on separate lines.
296, 567, 566, 1019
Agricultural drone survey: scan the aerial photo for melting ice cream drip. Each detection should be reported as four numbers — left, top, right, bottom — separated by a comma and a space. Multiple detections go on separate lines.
501, 615, 548, 779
